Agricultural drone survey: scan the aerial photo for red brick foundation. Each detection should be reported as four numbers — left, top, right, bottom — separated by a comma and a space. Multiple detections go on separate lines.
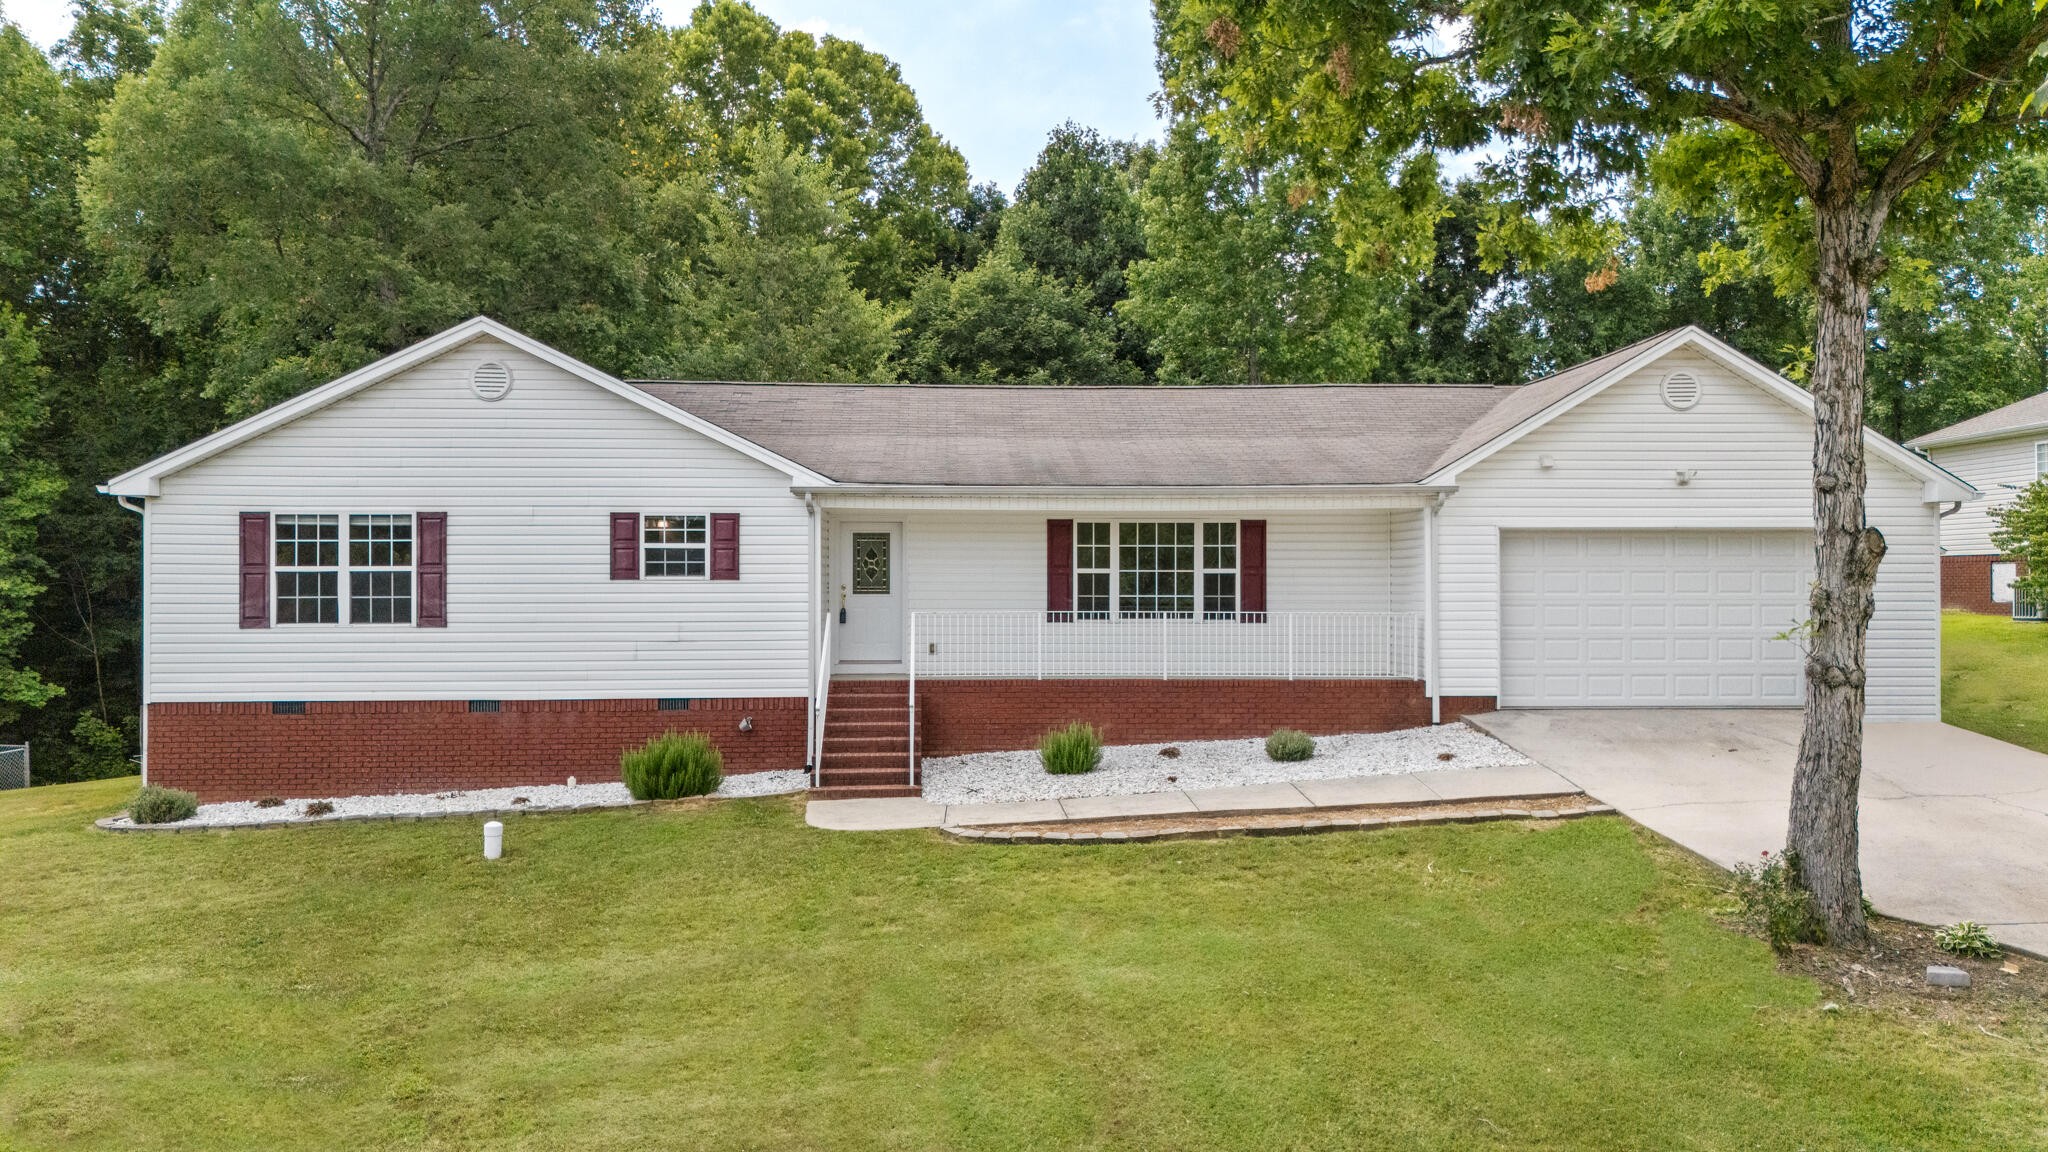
885, 679, 1495, 757
1941, 554, 2019, 615
146, 697, 807, 802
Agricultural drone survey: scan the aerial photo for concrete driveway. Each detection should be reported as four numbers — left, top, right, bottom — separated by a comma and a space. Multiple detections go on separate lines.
1467, 709, 2048, 957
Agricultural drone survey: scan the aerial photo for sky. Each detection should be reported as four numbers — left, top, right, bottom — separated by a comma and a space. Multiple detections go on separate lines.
2, 0, 1166, 194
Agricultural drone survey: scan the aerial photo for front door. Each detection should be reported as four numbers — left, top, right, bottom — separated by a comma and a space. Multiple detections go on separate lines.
837, 522, 903, 666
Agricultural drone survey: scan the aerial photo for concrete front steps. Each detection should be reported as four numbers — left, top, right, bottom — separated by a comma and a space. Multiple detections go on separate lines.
813, 679, 921, 799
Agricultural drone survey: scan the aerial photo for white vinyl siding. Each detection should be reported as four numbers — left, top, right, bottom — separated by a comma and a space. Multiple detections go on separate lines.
894, 509, 1402, 617
145, 336, 809, 701
1436, 347, 1941, 721
1924, 434, 2043, 555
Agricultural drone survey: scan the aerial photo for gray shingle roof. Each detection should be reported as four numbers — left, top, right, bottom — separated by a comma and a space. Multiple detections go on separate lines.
1907, 390, 2048, 449
622, 331, 1688, 487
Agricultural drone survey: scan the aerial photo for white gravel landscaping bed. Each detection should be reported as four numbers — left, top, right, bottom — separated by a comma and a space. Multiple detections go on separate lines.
919, 725, 1530, 806
101, 769, 812, 830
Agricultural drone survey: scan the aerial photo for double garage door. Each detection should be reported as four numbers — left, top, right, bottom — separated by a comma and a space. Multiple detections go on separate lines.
1500, 530, 1809, 707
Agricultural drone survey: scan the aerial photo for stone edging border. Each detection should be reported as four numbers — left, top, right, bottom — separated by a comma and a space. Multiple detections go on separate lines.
940, 801, 1617, 844
90, 792, 793, 834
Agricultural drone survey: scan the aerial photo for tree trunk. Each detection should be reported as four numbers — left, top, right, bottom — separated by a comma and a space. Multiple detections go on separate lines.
1786, 203, 1886, 945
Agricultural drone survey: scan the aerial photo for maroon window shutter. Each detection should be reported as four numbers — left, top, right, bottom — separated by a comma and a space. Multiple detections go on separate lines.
416, 513, 447, 627
610, 513, 640, 580
1240, 519, 1267, 620
1046, 519, 1074, 616
710, 513, 740, 580
239, 512, 270, 629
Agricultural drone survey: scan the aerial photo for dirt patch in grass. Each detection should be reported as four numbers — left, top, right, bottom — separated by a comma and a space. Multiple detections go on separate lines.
1764, 916, 2048, 1029
963, 792, 1600, 837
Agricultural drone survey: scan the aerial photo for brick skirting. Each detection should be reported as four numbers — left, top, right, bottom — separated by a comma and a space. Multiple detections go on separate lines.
146, 697, 807, 802
1941, 553, 2020, 615
887, 679, 1494, 757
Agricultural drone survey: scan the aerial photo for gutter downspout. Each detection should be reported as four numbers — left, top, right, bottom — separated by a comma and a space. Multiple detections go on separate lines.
114, 495, 147, 785
1424, 495, 1442, 725
805, 493, 819, 775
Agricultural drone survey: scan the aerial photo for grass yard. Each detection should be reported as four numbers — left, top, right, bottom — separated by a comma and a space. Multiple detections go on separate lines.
1942, 609, 2048, 753
2, 779, 2045, 1150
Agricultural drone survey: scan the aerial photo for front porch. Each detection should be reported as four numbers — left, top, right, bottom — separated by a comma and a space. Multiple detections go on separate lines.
804, 495, 1458, 796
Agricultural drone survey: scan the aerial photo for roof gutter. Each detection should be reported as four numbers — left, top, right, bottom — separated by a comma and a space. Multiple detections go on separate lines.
791, 483, 1459, 498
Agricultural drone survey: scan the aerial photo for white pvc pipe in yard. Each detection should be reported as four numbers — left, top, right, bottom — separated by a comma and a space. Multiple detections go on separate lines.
483, 820, 503, 860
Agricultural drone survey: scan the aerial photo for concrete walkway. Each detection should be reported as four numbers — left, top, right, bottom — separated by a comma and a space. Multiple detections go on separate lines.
804, 761, 1578, 832
1467, 709, 2048, 957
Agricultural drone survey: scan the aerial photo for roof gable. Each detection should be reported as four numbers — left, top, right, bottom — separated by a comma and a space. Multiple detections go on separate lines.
1420, 327, 1970, 500
102, 317, 827, 497
1907, 390, 2048, 450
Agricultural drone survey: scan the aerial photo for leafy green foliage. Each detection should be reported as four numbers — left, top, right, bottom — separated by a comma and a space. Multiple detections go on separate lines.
0, 307, 63, 729
1264, 728, 1315, 762
1728, 849, 1826, 951
654, 134, 894, 383
1934, 921, 2003, 960
893, 247, 1137, 384
129, 784, 198, 824
67, 713, 136, 780
1122, 121, 1394, 384
1037, 722, 1102, 776
1990, 481, 2048, 608
621, 731, 725, 800
663, 0, 977, 300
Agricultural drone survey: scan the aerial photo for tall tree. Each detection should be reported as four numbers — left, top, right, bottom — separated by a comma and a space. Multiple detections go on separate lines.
0, 305, 63, 733
1158, 0, 2048, 940
1122, 120, 1395, 385
663, 0, 976, 300
82, 0, 666, 416
1004, 122, 1154, 374
654, 134, 893, 383
893, 245, 1139, 385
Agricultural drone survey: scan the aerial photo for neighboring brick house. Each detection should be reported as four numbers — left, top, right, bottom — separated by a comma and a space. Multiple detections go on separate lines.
104, 318, 1966, 800
1908, 396, 2048, 615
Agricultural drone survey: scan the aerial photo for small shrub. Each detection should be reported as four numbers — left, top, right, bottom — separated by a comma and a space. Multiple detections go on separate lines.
1728, 849, 1826, 950
1935, 920, 2002, 959
254, 796, 284, 808
1039, 723, 1102, 775
1265, 728, 1315, 762
621, 731, 724, 800
1158, 746, 1181, 759
303, 800, 335, 817
130, 785, 198, 825
1436, 751, 1455, 762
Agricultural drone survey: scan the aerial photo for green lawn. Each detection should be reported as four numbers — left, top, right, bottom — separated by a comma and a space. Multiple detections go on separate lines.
1943, 609, 2048, 752
1, 780, 2042, 1149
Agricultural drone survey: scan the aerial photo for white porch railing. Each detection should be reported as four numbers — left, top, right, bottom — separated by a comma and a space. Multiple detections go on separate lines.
907, 611, 1424, 681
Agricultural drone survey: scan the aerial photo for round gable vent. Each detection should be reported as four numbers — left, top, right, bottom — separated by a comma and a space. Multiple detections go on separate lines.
471, 361, 513, 402
1661, 371, 1701, 411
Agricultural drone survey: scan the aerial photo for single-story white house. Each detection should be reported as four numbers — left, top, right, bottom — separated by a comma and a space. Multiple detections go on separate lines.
103, 317, 1968, 799
1907, 394, 2048, 616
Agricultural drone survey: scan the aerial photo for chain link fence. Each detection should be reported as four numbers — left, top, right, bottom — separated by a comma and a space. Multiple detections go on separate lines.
0, 744, 26, 790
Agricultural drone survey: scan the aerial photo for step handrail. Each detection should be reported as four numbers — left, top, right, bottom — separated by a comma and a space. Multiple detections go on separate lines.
812, 606, 834, 787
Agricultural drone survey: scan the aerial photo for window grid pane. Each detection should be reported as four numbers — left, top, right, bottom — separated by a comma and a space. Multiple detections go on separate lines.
644, 514, 708, 577
1203, 522, 1238, 618
274, 515, 340, 624
1074, 522, 1111, 618
1118, 522, 1195, 618
348, 514, 415, 624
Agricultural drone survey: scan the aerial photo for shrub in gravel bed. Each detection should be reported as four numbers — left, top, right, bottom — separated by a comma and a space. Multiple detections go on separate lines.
622, 731, 724, 799
1265, 729, 1315, 762
304, 801, 335, 817
1039, 723, 1102, 775
130, 785, 199, 824
255, 796, 284, 808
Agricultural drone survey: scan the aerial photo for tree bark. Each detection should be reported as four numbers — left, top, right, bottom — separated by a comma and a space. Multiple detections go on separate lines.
1786, 202, 1886, 945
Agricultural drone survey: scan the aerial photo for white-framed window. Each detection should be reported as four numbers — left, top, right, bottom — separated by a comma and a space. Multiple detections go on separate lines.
643, 514, 708, 577
2035, 441, 2047, 479
274, 514, 341, 624
1075, 522, 1111, 618
348, 514, 414, 624
1070, 521, 1245, 620
1202, 522, 1238, 619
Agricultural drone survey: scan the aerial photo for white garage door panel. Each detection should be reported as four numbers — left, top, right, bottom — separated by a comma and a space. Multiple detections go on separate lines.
1501, 530, 1809, 707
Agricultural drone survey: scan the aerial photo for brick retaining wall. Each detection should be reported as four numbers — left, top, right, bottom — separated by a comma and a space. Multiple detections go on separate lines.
146, 697, 807, 802
895, 679, 1493, 756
